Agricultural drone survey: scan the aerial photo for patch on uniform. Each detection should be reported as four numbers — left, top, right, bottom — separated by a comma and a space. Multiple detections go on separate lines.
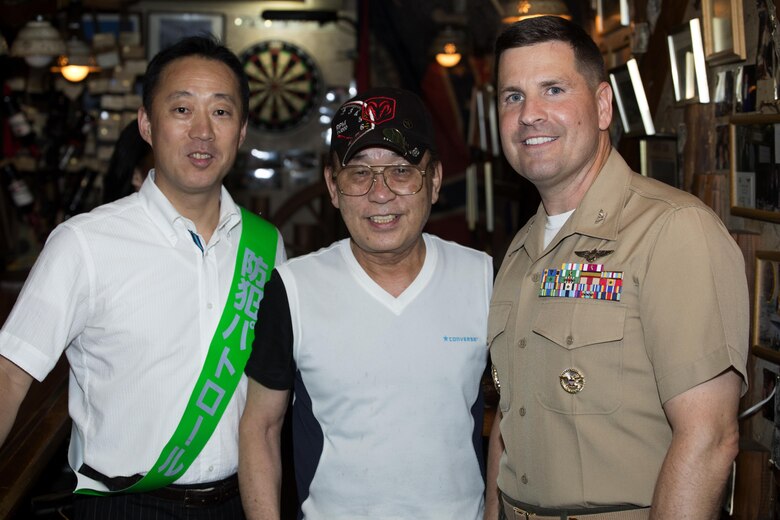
560, 368, 585, 393
539, 263, 623, 301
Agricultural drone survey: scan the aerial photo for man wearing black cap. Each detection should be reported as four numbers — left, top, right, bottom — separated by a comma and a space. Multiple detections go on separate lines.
238, 87, 492, 519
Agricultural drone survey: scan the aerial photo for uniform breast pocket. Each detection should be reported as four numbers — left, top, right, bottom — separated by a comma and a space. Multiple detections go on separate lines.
532, 301, 626, 415
488, 302, 513, 412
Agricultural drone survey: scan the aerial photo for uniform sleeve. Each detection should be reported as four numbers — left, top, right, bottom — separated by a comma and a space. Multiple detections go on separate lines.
640, 206, 749, 403
246, 268, 295, 390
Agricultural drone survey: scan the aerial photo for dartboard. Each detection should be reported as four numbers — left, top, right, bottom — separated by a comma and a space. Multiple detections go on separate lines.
241, 40, 322, 132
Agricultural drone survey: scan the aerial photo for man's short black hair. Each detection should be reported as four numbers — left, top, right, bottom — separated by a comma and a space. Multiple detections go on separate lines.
494, 16, 607, 86
142, 35, 250, 123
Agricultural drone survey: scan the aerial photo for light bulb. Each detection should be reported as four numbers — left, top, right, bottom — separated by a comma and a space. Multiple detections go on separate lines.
60, 65, 90, 82
436, 51, 462, 67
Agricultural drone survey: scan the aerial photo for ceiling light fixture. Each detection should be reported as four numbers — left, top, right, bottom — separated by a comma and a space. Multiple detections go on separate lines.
432, 27, 465, 68
51, 37, 100, 82
10, 16, 66, 68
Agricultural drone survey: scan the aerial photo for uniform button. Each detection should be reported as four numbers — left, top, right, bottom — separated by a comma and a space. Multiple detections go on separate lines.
566, 335, 573, 345
521, 474, 528, 484
519, 338, 526, 348
519, 407, 526, 416
208, 465, 214, 471
531, 273, 540, 283
207, 303, 213, 310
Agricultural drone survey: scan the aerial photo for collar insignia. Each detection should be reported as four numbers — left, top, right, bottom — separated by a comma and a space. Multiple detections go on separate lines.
595, 209, 606, 223
575, 249, 614, 262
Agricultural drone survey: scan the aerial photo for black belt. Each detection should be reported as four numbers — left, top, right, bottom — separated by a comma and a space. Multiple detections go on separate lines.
501, 491, 648, 518
78, 465, 239, 509
146, 474, 240, 508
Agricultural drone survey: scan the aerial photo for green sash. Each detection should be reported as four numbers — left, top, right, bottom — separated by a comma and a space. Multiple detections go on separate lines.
76, 208, 278, 494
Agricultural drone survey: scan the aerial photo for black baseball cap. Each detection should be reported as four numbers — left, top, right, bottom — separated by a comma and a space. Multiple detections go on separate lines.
330, 87, 437, 166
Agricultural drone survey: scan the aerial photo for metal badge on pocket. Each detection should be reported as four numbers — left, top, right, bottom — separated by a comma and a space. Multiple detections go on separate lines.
560, 368, 585, 394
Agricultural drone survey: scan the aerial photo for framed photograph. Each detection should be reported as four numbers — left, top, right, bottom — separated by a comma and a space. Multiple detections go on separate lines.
729, 113, 780, 222
639, 135, 678, 187
667, 18, 710, 104
81, 13, 141, 42
147, 12, 224, 58
701, 0, 746, 65
753, 251, 780, 363
597, 0, 630, 35
609, 58, 655, 136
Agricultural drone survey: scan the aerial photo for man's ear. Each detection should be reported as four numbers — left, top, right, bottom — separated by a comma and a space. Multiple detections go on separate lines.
137, 106, 153, 146
430, 160, 443, 205
596, 81, 613, 131
238, 120, 248, 147
324, 166, 340, 209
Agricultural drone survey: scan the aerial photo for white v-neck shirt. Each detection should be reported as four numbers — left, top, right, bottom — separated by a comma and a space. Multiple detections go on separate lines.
271, 234, 491, 519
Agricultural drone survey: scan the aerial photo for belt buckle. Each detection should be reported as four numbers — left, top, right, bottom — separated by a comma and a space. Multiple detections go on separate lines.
512, 506, 536, 519
182, 486, 222, 508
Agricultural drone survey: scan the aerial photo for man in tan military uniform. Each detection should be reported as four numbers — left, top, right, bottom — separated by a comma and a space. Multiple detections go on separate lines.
485, 16, 749, 520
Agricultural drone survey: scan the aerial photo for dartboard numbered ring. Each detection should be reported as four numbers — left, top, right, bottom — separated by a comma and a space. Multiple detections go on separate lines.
241, 40, 323, 133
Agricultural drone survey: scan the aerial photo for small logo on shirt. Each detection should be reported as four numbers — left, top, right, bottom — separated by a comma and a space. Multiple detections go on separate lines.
443, 335, 479, 343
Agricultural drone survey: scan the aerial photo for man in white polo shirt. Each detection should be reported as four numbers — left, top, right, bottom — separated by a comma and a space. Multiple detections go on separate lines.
239, 87, 492, 519
0, 36, 285, 519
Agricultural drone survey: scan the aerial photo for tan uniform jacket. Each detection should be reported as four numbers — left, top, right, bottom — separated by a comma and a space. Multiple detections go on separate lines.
490, 149, 749, 508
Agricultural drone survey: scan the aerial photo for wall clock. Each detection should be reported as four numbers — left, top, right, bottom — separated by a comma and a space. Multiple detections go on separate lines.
240, 40, 323, 132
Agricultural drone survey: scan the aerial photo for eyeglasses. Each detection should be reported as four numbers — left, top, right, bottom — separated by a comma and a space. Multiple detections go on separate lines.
333, 164, 428, 197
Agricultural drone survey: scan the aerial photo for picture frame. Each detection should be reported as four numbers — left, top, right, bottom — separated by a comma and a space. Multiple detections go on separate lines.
597, 0, 630, 35
146, 12, 225, 58
638, 135, 679, 187
729, 113, 780, 223
753, 251, 780, 364
667, 18, 710, 104
609, 58, 655, 136
81, 13, 141, 42
701, 0, 746, 65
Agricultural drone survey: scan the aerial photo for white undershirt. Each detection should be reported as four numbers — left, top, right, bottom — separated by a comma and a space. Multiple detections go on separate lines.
544, 209, 575, 248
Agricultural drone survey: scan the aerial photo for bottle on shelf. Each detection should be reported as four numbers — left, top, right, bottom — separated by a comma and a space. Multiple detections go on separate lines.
1, 161, 34, 214
1, 93, 37, 150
